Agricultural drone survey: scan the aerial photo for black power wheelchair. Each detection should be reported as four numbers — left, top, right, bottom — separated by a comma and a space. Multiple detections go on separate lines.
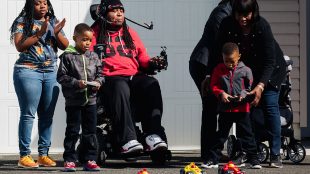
226, 56, 306, 164
77, 2, 172, 165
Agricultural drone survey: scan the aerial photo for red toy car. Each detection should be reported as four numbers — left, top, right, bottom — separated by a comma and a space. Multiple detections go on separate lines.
137, 168, 150, 174
218, 161, 245, 174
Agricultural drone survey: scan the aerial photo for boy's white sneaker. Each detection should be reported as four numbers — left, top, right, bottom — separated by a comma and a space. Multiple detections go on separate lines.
145, 134, 168, 151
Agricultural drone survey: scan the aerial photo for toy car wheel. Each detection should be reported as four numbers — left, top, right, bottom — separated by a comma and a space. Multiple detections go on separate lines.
288, 142, 306, 163
227, 135, 237, 159
257, 143, 269, 163
97, 150, 107, 164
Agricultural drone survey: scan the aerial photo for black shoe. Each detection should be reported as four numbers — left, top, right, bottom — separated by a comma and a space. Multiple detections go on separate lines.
219, 154, 230, 163
270, 155, 283, 168
201, 160, 219, 169
248, 159, 262, 169
232, 152, 247, 167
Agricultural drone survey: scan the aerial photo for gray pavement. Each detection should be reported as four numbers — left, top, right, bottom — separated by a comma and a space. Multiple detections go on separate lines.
0, 151, 309, 174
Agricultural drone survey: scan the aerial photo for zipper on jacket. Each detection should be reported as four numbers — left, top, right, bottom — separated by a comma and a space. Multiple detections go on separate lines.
82, 55, 89, 106
229, 68, 235, 112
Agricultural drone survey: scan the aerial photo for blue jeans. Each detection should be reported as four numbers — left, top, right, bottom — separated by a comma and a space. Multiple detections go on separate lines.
13, 67, 59, 156
261, 85, 281, 156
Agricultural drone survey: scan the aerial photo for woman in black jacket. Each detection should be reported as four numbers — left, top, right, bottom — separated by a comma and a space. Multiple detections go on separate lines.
188, 0, 233, 162
213, 0, 286, 168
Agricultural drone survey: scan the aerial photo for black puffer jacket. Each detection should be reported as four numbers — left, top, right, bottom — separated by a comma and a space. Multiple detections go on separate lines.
57, 45, 104, 106
211, 16, 286, 89
189, 0, 232, 66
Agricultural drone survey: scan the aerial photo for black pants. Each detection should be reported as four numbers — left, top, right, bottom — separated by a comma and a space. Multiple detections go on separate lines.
102, 75, 166, 146
63, 105, 98, 163
189, 61, 218, 160
209, 112, 258, 163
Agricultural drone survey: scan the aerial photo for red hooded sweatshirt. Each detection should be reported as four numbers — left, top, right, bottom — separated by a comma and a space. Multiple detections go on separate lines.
90, 23, 150, 76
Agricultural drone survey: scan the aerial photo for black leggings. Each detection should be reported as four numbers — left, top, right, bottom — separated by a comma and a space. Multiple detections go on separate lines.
189, 61, 218, 161
101, 75, 166, 146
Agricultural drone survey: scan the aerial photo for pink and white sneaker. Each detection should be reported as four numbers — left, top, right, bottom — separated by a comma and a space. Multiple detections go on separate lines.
63, 161, 76, 172
83, 160, 101, 171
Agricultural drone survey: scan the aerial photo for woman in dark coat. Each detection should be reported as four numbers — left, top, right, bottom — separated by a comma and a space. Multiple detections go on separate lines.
188, 0, 233, 162
212, 0, 287, 168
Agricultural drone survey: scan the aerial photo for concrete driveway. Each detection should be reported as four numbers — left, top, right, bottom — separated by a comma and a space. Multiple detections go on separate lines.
0, 151, 309, 174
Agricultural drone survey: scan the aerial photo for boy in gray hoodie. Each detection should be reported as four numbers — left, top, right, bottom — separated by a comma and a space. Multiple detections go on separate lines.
57, 23, 104, 172
202, 42, 261, 169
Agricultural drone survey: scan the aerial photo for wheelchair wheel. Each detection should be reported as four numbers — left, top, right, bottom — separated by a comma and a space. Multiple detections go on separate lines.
227, 135, 237, 159
257, 143, 269, 163
288, 142, 306, 163
97, 150, 107, 164
150, 149, 172, 165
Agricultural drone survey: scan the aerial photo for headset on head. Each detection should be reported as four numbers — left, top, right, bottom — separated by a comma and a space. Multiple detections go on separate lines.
89, 1, 153, 30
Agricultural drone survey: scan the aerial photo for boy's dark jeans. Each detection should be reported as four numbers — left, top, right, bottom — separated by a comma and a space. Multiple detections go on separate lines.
63, 105, 98, 163
209, 112, 258, 163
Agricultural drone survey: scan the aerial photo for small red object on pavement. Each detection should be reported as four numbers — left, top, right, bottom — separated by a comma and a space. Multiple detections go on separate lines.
137, 168, 150, 174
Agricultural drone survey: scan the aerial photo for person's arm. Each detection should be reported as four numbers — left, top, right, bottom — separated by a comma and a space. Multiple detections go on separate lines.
257, 19, 276, 86
14, 18, 49, 52
53, 18, 69, 50
129, 28, 150, 68
57, 54, 80, 88
206, 17, 229, 76
210, 65, 224, 97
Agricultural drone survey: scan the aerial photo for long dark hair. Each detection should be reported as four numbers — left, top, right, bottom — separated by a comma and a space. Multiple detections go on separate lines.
9, 0, 55, 42
96, 1, 135, 50
232, 0, 260, 22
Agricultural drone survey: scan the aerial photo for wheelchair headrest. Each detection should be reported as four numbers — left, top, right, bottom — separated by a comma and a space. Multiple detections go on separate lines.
90, 4, 100, 21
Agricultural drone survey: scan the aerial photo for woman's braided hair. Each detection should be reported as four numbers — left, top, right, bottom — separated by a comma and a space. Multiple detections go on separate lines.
10, 0, 55, 42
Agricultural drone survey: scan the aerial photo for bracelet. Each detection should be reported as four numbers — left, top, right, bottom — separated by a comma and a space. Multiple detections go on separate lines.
257, 84, 264, 92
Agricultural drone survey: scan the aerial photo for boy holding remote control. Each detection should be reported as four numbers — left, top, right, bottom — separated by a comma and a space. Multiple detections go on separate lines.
202, 42, 261, 169
57, 23, 103, 171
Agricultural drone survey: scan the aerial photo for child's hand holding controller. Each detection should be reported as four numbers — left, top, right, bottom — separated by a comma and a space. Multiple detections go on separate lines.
220, 92, 234, 103
78, 80, 87, 89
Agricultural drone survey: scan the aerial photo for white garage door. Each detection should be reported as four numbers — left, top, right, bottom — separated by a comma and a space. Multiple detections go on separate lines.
0, 0, 219, 154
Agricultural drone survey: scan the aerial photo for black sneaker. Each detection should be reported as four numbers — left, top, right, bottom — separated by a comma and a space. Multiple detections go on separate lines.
249, 159, 262, 169
232, 152, 247, 167
201, 160, 219, 169
270, 155, 283, 168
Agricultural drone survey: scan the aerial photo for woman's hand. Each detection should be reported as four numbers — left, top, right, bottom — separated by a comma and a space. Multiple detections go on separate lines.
53, 18, 69, 50
36, 16, 49, 38
54, 18, 66, 36
249, 83, 264, 106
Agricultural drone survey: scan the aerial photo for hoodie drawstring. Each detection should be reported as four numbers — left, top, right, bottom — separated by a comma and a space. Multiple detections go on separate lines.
118, 31, 128, 55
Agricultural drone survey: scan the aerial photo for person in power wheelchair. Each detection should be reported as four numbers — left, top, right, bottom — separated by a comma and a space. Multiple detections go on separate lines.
89, 0, 169, 162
